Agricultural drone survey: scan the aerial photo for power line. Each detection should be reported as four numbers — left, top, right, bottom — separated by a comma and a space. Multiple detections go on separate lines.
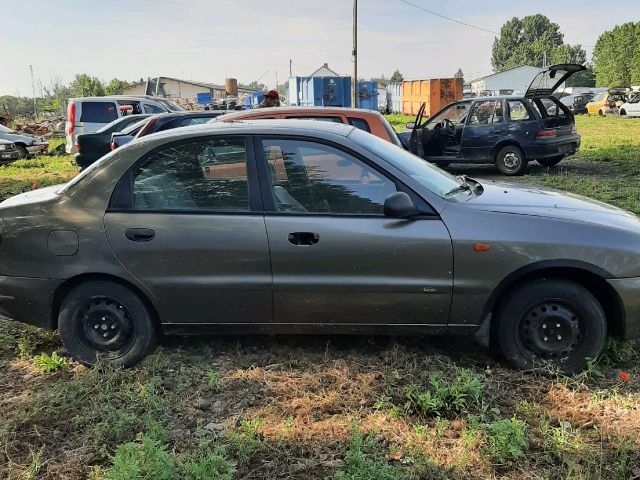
398, 0, 498, 35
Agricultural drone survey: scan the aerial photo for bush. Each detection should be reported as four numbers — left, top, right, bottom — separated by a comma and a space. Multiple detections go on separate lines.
602, 337, 636, 366
102, 435, 176, 480
33, 351, 69, 373
482, 418, 528, 464
404, 368, 484, 416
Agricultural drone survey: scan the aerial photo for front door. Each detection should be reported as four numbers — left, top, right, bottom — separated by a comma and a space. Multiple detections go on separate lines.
462, 99, 506, 161
256, 137, 453, 327
104, 135, 273, 326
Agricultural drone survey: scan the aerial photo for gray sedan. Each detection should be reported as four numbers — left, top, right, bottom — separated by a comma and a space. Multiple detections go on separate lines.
0, 120, 638, 373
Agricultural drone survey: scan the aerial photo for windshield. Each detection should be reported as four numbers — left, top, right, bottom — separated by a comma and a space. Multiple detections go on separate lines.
96, 114, 150, 133
377, 113, 403, 147
348, 128, 462, 198
121, 119, 149, 135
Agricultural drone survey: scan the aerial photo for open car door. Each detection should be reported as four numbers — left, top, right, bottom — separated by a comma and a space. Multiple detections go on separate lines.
525, 64, 586, 98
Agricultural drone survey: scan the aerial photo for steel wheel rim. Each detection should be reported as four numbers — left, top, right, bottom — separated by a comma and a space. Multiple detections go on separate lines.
503, 152, 520, 169
518, 300, 583, 361
78, 296, 136, 355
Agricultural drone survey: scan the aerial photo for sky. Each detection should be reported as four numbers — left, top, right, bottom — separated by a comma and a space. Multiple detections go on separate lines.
1, 0, 636, 96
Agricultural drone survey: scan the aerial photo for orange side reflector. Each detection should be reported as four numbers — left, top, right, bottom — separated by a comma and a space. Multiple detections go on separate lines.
474, 243, 491, 252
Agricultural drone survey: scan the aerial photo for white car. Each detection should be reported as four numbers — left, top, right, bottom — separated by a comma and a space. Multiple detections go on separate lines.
619, 91, 640, 118
65, 96, 182, 154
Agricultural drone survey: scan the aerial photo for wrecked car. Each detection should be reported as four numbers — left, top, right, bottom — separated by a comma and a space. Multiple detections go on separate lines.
400, 64, 586, 175
585, 88, 629, 116
0, 124, 48, 158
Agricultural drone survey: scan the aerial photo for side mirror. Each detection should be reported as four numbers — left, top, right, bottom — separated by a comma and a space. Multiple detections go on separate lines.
383, 192, 419, 219
405, 122, 416, 130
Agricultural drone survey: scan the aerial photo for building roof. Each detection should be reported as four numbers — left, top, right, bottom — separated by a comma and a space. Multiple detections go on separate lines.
309, 63, 340, 77
124, 77, 258, 95
470, 65, 541, 84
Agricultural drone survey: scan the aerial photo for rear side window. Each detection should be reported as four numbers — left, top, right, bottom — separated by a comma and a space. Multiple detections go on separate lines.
347, 117, 371, 132
507, 101, 532, 121
469, 100, 504, 124
180, 117, 211, 126
144, 104, 165, 114
131, 137, 250, 211
80, 102, 118, 123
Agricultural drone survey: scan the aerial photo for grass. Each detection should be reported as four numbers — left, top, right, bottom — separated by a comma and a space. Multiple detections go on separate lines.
0, 118, 640, 479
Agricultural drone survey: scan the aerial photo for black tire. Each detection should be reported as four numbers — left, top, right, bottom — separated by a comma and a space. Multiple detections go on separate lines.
598, 109, 606, 117
492, 278, 606, 374
16, 145, 28, 159
495, 145, 527, 176
58, 280, 157, 367
537, 156, 563, 167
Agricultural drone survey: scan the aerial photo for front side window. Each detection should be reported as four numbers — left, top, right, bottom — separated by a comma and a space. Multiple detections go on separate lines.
262, 139, 396, 215
469, 100, 504, 125
429, 102, 471, 128
132, 137, 249, 211
507, 100, 531, 121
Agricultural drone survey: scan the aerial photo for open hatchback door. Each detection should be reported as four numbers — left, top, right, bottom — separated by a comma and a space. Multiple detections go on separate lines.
525, 64, 587, 98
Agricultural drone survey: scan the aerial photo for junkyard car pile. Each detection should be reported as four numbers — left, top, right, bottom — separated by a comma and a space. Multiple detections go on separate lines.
0, 123, 48, 159
1, 65, 640, 375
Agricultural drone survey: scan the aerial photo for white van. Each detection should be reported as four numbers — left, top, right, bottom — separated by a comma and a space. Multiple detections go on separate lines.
65, 96, 181, 153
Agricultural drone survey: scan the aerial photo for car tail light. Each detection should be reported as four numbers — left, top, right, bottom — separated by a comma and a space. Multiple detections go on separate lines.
536, 129, 557, 138
67, 102, 75, 136
571, 126, 577, 134
136, 117, 157, 138
75, 142, 80, 152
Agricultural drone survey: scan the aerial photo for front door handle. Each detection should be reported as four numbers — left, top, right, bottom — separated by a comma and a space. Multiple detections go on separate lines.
125, 228, 155, 242
288, 232, 319, 246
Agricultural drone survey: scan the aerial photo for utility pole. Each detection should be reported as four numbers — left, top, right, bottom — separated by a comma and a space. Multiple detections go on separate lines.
29, 65, 36, 120
289, 59, 292, 78
352, 0, 358, 108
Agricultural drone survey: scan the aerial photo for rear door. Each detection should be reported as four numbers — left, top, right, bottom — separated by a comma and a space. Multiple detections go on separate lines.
104, 135, 273, 326
506, 99, 538, 145
461, 99, 506, 161
79, 101, 119, 134
256, 136, 452, 327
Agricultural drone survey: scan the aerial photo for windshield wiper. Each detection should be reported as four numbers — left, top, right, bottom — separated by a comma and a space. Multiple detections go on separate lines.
445, 182, 472, 197
445, 175, 483, 197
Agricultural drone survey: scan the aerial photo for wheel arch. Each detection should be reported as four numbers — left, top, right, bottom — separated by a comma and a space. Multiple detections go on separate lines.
485, 260, 625, 338
51, 273, 162, 331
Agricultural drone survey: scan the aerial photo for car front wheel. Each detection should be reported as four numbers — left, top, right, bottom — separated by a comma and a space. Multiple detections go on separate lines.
537, 155, 564, 167
58, 280, 157, 367
495, 145, 527, 175
492, 278, 606, 374
16, 145, 28, 159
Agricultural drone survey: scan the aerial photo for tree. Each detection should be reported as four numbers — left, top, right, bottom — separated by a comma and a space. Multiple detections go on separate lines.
370, 74, 388, 87
104, 78, 130, 95
238, 80, 265, 91
454, 68, 464, 81
566, 65, 596, 87
593, 22, 640, 87
389, 69, 404, 83
491, 15, 585, 72
69, 74, 105, 97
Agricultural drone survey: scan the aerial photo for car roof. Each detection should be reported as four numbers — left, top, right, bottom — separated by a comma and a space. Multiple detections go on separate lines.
154, 111, 227, 119
69, 95, 166, 102
219, 106, 381, 119
139, 118, 356, 143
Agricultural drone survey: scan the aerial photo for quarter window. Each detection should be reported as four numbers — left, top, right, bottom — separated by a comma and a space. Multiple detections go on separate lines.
262, 139, 396, 215
347, 117, 371, 132
507, 101, 531, 121
469, 100, 504, 124
131, 137, 250, 211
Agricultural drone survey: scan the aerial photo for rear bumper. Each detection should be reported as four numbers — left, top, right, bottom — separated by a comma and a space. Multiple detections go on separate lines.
607, 277, 640, 340
523, 135, 581, 159
0, 275, 61, 330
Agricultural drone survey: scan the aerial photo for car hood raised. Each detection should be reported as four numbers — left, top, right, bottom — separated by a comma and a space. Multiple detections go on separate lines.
464, 181, 640, 229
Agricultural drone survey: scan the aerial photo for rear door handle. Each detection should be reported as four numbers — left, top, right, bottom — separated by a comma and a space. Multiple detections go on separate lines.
125, 228, 155, 242
288, 232, 319, 246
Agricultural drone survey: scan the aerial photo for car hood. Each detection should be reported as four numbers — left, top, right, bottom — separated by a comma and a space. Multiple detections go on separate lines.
0, 132, 34, 144
463, 181, 640, 229
0, 184, 61, 209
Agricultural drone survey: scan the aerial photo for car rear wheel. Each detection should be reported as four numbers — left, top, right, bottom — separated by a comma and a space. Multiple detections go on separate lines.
492, 278, 606, 374
495, 145, 527, 176
537, 156, 563, 167
16, 145, 28, 159
58, 280, 156, 367
598, 109, 606, 117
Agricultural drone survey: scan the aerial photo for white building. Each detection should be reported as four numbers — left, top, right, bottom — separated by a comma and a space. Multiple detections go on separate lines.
470, 66, 543, 95
122, 77, 256, 102
309, 63, 340, 77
